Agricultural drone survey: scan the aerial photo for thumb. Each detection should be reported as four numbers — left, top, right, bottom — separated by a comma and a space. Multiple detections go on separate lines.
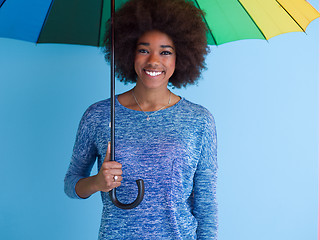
103, 142, 111, 162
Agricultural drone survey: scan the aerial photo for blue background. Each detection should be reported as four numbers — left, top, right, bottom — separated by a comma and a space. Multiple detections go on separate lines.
0, 1, 318, 239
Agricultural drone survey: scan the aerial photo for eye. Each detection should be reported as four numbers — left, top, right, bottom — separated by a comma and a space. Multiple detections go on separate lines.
137, 49, 149, 54
161, 51, 173, 55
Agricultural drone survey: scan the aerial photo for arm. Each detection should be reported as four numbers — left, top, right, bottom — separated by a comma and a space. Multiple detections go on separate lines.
64, 106, 122, 199
193, 114, 218, 239
64, 107, 97, 199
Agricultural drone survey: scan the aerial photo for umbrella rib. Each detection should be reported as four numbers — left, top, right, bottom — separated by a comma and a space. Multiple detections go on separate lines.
36, 0, 55, 44
194, 0, 218, 46
274, 0, 306, 33
98, 0, 104, 47
236, 0, 268, 41
0, 0, 7, 8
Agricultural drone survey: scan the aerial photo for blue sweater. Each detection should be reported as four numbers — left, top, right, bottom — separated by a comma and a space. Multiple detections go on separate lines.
64, 96, 218, 239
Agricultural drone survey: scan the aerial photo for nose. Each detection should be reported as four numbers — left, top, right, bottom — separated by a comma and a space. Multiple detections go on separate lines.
147, 53, 160, 67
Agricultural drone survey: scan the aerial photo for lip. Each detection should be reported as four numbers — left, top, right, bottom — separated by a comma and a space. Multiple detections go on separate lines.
143, 69, 164, 77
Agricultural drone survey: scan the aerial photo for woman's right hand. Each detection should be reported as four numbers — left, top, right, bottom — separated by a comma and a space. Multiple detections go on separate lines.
75, 142, 123, 199
94, 142, 123, 192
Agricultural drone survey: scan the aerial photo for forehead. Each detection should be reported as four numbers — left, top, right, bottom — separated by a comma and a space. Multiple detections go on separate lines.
137, 30, 174, 47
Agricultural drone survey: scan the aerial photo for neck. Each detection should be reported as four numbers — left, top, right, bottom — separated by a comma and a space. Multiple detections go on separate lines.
132, 85, 171, 106
131, 85, 171, 111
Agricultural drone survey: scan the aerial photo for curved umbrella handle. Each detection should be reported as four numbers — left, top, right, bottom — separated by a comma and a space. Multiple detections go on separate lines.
109, 179, 145, 209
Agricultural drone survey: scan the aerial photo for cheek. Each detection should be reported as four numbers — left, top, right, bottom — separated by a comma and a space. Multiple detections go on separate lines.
168, 58, 176, 74
134, 57, 141, 75
134, 61, 138, 74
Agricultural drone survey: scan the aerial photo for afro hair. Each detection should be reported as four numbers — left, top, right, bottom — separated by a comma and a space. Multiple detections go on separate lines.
103, 0, 209, 88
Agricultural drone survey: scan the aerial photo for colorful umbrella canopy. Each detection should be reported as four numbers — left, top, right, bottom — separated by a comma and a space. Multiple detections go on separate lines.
0, 0, 319, 46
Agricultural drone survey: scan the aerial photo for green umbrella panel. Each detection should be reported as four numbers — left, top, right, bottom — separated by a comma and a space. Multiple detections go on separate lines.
37, 0, 320, 46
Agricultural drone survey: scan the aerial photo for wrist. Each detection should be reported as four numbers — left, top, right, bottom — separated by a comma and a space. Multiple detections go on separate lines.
90, 174, 100, 193
76, 175, 99, 199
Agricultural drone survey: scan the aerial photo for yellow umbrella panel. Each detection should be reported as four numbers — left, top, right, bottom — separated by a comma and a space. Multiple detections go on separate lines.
195, 0, 320, 45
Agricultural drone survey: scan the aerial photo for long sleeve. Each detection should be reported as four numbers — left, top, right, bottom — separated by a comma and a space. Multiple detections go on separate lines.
193, 113, 218, 239
64, 105, 99, 199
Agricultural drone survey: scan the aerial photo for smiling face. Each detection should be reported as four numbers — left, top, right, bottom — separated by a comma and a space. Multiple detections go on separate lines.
134, 30, 176, 90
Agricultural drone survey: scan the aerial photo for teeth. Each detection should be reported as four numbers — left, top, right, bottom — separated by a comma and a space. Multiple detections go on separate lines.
145, 70, 162, 77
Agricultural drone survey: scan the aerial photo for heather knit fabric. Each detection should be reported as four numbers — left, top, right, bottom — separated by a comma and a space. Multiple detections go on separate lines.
64, 96, 218, 239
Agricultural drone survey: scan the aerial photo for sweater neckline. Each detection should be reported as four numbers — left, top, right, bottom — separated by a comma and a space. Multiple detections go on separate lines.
115, 95, 184, 114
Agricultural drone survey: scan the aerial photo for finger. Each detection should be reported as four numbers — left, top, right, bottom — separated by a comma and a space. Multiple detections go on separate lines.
101, 161, 122, 170
113, 175, 123, 182
103, 168, 122, 176
101, 176, 122, 192
103, 142, 111, 162
109, 182, 121, 191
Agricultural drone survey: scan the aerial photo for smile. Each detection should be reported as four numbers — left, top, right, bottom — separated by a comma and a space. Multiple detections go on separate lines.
144, 70, 163, 77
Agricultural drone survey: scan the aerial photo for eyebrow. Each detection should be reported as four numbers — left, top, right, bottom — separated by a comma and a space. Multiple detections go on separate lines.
137, 42, 175, 50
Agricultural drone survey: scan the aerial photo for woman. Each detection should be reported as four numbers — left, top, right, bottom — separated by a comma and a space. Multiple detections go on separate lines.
64, 0, 217, 239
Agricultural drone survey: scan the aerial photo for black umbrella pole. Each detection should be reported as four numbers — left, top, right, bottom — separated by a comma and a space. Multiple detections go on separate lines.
109, 0, 144, 210
110, 0, 115, 163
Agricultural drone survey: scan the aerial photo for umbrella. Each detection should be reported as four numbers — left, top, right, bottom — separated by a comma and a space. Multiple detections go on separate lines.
1, 0, 319, 46
0, 0, 319, 209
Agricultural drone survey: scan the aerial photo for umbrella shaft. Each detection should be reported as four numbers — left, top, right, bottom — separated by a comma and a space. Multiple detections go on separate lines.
110, 0, 115, 162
